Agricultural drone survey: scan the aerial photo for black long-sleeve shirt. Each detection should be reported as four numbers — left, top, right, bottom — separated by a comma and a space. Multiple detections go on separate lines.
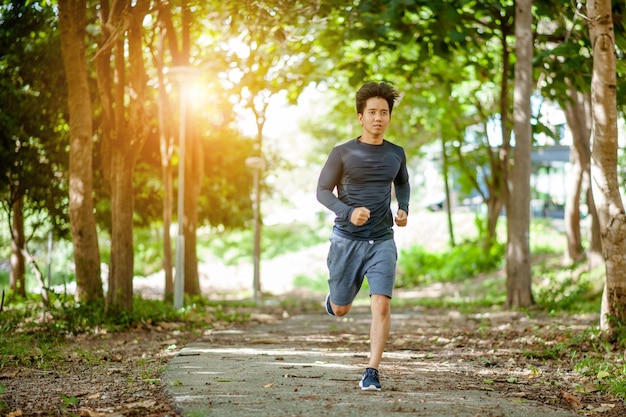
316, 138, 410, 241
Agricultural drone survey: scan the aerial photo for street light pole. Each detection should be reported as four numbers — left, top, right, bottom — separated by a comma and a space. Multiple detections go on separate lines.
174, 85, 186, 310
245, 156, 265, 304
168, 66, 200, 309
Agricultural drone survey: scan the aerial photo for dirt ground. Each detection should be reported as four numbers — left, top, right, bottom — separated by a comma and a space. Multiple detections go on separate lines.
163, 297, 626, 417
2, 291, 625, 417
1, 214, 623, 416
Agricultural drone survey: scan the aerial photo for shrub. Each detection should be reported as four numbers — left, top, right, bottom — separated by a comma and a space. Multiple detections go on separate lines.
396, 240, 504, 288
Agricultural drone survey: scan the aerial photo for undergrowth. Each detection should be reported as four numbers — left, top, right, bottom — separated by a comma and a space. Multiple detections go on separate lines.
0, 292, 249, 371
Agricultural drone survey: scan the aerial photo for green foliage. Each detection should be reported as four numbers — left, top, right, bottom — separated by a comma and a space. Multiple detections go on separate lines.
0, 270, 7, 288
564, 326, 626, 400
0, 220, 76, 293
522, 343, 565, 360
392, 217, 604, 313
396, 240, 505, 287
0, 0, 70, 238
292, 272, 328, 294
198, 130, 257, 230
134, 227, 166, 277
199, 221, 327, 266
392, 275, 506, 310
60, 393, 78, 408
533, 266, 602, 314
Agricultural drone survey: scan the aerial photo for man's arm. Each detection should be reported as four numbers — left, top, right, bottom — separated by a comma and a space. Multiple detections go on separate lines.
316, 148, 353, 221
394, 181, 410, 227
394, 148, 410, 227
395, 181, 410, 215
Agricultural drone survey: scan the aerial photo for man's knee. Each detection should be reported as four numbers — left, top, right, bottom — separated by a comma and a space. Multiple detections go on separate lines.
370, 295, 391, 315
333, 303, 352, 316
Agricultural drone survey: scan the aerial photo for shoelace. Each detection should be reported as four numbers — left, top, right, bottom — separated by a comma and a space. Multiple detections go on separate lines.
365, 368, 379, 379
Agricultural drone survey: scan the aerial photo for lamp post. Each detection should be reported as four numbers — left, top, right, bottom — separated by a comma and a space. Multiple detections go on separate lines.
168, 66, 200, 309
245, 156, 265, 304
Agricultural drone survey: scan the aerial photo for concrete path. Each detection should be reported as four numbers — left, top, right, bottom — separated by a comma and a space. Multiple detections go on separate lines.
162, 307, 585, 417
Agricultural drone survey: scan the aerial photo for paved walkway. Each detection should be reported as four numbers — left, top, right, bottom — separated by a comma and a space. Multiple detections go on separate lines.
162, 308, 583, 417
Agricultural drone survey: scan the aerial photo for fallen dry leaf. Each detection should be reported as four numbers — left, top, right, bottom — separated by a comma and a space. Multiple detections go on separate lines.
560, 391, 583, 409
124, 399, 157, 409
250, 313, 278, 324
0, 369, 19, 379
593, 403, 616, 413
576, 383, 601, 394
251, 337, 282, 344
78, 408, 106, 417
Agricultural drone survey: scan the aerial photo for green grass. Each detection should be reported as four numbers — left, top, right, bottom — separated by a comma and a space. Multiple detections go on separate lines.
0, 292, 255, 368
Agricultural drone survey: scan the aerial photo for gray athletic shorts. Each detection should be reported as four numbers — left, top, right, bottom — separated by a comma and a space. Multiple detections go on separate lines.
326, 233, 398, 306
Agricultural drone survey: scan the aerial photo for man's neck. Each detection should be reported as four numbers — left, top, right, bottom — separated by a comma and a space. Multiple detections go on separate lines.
359, 133, 384, 145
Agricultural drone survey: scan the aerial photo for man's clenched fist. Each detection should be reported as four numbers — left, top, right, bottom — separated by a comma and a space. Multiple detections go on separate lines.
350, 207, 371, 226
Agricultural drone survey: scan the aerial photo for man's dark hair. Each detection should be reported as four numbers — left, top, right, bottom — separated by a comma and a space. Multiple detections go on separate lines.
355, 82, 400, 115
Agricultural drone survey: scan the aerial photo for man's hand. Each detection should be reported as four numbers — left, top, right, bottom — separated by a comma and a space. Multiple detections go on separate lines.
394, 209, 408, 227
350, 207, 371, 226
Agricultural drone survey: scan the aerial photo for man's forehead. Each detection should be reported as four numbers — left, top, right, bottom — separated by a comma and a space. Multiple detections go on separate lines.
364, 97, 389, 111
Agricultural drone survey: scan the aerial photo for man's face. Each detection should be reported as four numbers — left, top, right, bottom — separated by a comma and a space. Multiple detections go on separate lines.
358, 97, 391, 137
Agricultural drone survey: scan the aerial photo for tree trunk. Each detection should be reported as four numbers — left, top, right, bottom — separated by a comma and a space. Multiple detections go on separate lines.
179, 0, 202, 297
155, 18, 175, 302
441, 131, 456, 247
586, 183, 604, 268
57, 0, 103, 303
486, 194, 504, 245
107, 151, 136, 313
563, 84, 590, 264
506, 0, 533, 309
10, 195, 26, 297
96, 0, 151, 314
183, 117, 202, 296
587, 0, 626, 335
483, 15, 513, 248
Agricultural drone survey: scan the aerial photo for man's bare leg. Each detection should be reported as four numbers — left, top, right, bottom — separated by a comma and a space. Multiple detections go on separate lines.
368, 294, 391, 370
329, 299, 352, 317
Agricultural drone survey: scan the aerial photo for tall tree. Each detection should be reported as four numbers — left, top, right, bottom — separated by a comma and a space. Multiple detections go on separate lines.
95, 0, 152, 313
562, 85, 596, 265
587, 0, 626, 335
506, 0, 533, 308
533, 1, 602, 268
152, 1, 176, 301
179, 0, 202, 298
58, 0, 103, 303
0, 0, 69, 297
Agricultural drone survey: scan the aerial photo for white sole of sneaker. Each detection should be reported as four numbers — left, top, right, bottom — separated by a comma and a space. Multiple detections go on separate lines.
359, 384, 381, 392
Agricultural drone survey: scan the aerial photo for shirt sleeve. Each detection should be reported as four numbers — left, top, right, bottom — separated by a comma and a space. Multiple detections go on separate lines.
394, 149, 410, 214
395, 181, 410, 214
316, 147, 353, 220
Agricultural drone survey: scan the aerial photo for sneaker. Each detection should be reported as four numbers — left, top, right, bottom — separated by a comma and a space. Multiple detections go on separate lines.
359, 367, 381, 391
324, 293, 335, 316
